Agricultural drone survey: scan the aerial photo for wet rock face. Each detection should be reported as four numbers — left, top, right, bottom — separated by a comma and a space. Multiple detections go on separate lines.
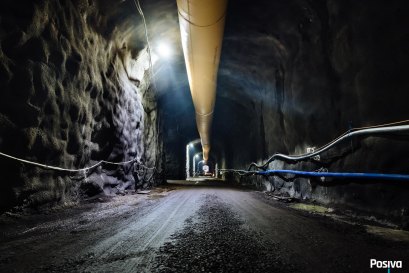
0, 0, 163, 211
213, 0, 409, 224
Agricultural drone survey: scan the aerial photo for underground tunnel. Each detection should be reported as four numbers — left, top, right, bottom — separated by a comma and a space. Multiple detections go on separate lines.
1, 0, 409, 272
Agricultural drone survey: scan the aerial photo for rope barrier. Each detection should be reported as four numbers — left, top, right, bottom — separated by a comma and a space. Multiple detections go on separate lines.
0, 0, 158, 180
0, 151, 155, 173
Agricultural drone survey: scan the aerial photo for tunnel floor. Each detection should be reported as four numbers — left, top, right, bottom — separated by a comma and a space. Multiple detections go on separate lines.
0, 182, 408, 273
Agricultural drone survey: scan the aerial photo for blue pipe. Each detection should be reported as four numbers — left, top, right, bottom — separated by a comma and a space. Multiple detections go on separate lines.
257, 170, 409, 181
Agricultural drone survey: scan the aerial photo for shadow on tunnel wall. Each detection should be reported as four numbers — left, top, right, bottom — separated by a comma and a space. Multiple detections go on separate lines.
211, 0, 409, 227
0, 0, 164, 212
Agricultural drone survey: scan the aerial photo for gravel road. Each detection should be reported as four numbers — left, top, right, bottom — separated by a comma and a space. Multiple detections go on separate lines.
0, 181, 408, 273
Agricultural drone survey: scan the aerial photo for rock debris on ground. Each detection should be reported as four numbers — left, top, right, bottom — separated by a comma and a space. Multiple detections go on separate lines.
153, 194, 297, 273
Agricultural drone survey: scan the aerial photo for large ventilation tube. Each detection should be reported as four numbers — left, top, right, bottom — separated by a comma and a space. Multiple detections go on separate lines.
176, 0, 228, 162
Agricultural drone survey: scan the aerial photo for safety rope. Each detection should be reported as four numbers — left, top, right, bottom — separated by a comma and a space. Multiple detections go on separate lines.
0, 151, 155, 173
0, 0, 158, 178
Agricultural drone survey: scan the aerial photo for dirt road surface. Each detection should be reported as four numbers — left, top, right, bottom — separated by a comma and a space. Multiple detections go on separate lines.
0, 181, 408, 273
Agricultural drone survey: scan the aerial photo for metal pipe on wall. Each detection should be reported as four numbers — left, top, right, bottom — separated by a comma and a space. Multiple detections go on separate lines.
176, 0, 228, 162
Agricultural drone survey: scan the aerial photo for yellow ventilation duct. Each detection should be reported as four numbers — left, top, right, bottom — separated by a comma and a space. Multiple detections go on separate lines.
176, 0, 228, 162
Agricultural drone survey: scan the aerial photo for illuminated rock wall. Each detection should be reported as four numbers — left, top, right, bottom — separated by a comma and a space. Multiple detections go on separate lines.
216, 0, 409, 227
0, 0, 163, 211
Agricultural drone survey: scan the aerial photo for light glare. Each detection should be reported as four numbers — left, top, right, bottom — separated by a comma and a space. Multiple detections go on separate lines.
157, 43, 172, 58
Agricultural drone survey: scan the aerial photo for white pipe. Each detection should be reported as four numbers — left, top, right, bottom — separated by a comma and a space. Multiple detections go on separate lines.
176, 0, 228, 162
249, 124, 409, 170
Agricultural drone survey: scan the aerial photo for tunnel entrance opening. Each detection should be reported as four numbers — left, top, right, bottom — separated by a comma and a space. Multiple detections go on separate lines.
194, 154, 216, 177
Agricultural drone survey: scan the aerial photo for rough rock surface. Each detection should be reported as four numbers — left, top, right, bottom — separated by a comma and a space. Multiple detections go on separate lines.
0, 0, 163, 211
1, 0, 409, 226
216, 0, 409, 226
152, 0, 409, 226
216, 0, 409, 227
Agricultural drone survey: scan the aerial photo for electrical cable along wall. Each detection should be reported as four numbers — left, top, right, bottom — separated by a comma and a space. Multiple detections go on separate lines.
0, 0, 162, 211
248, 123, 409, 170
220, 120, 409, 226
221, 122, 409, 179
203, 0, 409, 227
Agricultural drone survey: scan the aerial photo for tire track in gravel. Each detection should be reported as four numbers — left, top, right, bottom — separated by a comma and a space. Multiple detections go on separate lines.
2, 185, 409, 273
76, 189, 204, 273
0, 189, 204, 273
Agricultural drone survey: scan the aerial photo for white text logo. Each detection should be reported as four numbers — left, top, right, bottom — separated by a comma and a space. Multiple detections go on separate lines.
370, 259, 402, 269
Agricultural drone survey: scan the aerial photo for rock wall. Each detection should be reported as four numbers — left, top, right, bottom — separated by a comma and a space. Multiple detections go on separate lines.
217, 0, 409, 227
0, 0, 163, 212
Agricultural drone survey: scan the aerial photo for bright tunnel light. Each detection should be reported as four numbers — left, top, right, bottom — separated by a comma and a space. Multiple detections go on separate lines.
157, 42, 172, 58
